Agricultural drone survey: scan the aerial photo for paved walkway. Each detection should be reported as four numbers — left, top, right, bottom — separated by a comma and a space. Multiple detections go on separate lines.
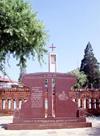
0, 116, 100, 136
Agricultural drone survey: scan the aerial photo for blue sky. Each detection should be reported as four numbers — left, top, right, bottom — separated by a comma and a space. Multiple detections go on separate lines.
1, 0, 100, 81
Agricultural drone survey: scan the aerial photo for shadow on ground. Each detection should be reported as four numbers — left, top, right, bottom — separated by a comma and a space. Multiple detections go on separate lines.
0, 124, 7, 130
85, 123, 100, 136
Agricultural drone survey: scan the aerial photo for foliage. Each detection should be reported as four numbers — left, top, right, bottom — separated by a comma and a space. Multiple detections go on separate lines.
92, 68, 100, 88
45, 79, 48, 85
45, 79, 55, 85
18, 67, 26, 82
68, 71, 88, 89
0, 0, 49, 71
80, 42, 100, 88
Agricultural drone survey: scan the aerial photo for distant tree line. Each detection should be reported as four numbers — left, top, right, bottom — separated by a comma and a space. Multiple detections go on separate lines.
69, 42, 100, 89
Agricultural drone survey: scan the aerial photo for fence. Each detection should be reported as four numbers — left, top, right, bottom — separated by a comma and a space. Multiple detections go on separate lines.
0, 88, 100, 116
70, 89, 100, 116
0, 88, 30, 116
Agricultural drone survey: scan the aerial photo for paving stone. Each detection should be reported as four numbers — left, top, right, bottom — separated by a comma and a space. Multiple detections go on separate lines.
19, 131, 29, 136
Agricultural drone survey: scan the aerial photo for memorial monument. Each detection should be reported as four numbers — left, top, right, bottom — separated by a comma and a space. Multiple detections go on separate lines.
7, 45, 92, 130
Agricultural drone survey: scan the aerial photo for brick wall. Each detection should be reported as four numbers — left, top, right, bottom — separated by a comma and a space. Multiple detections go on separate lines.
70, 89, 100, 116
0, 88, 30, 116
0, 88, 100, 116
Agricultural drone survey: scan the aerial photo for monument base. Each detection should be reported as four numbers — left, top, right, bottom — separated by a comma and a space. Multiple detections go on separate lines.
8, 122, 92, 130
7, 117, 92, 130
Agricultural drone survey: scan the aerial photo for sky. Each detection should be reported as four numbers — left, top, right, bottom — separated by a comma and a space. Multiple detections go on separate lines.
1, 0, 100, 81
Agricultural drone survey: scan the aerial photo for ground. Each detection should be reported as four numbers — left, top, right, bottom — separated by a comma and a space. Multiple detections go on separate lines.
0, 116, 100, 136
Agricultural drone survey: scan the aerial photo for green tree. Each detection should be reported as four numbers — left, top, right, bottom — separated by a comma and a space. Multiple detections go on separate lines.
80, 42, 100, 88
68, 71, 88, 89
92, 68, 100, 88
18, 67, 26, 82
0, 0, 49, 71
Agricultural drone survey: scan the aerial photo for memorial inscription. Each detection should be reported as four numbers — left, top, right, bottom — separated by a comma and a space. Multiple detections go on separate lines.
31, 87, 43, 108
7, 72, 92, 130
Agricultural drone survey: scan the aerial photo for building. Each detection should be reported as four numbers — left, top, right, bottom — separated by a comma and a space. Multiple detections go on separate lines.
0, 77, 24, 88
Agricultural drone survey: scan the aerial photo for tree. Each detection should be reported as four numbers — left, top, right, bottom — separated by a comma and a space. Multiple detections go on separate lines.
92, 68, 100, 88
80, 42, 100, 88
0, 0, 49, 71
68, 71, 88, 89
18, 67, 27, 82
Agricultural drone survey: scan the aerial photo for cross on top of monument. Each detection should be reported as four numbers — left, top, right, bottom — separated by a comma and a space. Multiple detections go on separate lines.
50, 44, 56, 52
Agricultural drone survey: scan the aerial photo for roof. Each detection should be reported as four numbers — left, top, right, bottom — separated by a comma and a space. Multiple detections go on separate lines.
0, 77, 19, 83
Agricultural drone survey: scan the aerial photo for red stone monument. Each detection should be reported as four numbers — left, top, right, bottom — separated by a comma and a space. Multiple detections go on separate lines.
7, 72, 92, 130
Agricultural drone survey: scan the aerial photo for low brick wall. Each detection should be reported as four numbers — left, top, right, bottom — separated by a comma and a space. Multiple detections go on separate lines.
0, 88, 30, 116
70, 89, 100, 116
0, 88, 100, 116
